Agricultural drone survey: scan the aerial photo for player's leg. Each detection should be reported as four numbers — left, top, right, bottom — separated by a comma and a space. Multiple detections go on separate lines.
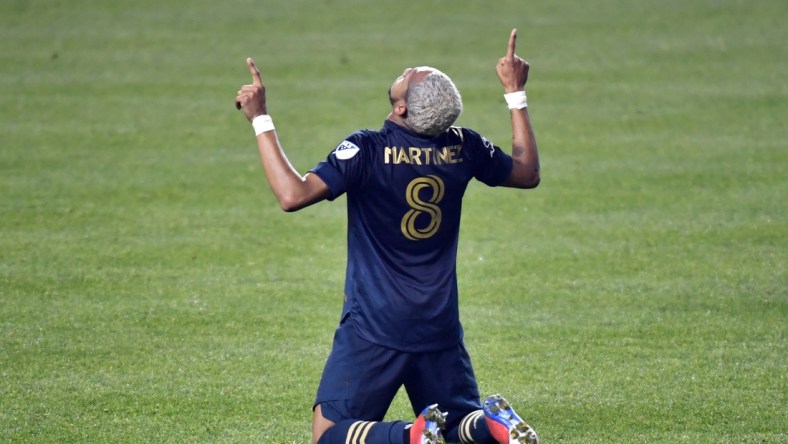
314, 402, 446, 444
312, 404, 334, 444
482, 394, 540, 444
455, 409, 492, 444
404, 341, 497, 444
403, 340, 540, 444
313, 321, 429, 444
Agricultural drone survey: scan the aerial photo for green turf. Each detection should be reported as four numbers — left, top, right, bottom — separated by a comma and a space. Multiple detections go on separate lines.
1, 0, 785, 442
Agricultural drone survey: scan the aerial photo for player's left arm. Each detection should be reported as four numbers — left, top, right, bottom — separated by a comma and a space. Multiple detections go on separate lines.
503, 108, 540, 189
235, 58, 331, 212
496, 29, 541, 189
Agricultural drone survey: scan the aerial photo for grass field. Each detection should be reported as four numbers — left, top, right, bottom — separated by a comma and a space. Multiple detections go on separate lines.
1, 0, 785, 442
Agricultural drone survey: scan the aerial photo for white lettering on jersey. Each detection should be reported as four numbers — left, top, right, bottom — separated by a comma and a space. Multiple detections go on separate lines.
333, 140, 361, 160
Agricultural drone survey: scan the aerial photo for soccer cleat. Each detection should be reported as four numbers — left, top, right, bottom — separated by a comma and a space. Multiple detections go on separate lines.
410, 403, 447, 444
482, 394, 540, 444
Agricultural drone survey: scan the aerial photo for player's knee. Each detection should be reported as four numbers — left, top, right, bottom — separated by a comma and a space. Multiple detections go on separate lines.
312, 404, 336, 444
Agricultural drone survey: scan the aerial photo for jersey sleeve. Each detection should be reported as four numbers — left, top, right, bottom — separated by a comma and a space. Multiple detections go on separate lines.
309, 131, 368, 200
463, 128, 513, 186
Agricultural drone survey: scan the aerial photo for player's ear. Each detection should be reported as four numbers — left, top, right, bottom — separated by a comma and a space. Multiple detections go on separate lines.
392, 101, 407, 117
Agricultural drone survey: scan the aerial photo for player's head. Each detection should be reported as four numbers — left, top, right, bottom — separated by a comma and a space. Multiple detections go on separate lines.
388, 66, 463, 137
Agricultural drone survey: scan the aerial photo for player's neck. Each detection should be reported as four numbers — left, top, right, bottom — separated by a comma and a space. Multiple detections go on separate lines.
386, 113, 409, 130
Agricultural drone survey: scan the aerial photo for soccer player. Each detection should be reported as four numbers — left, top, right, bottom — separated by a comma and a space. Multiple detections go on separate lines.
235, 29, 541, 444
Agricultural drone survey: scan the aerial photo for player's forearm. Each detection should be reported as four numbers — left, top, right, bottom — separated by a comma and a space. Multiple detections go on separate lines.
255, 131, 316, 211
505, 108, 540, 188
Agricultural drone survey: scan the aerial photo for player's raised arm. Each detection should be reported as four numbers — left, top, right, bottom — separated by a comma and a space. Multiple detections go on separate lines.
235, 58, 330, 212
497, 29, 541, 189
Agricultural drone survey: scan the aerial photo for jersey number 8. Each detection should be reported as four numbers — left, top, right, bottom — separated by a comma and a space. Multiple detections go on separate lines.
401, 175, 445, 241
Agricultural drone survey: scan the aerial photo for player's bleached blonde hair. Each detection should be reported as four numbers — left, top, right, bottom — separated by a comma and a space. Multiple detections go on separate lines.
405, 68, 463, 137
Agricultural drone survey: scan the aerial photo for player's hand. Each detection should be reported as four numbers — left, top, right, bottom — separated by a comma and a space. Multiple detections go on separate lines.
496, 29, 529, 93
235, 57, 268, 121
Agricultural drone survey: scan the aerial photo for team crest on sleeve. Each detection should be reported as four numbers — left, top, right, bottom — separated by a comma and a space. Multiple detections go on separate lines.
333, 140, 361, 160
481, 136, 495, 157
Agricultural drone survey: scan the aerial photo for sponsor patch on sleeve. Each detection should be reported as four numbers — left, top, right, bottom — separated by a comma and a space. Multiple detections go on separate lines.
333, 140, 361, 160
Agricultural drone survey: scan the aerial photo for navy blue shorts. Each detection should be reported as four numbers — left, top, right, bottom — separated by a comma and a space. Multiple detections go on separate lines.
314, 319, 481, 432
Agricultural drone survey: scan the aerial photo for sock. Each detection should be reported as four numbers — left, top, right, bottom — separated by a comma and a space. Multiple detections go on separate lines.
449, 410, 497, 444
317, 419, 409, 444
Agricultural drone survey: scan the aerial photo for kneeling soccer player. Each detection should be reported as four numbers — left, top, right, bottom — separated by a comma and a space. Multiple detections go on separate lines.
235, 29, 542, 444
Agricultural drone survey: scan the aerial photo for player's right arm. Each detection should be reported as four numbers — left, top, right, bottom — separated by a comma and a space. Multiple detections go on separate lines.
235, 58, 331, 212
496, 29, 541, 189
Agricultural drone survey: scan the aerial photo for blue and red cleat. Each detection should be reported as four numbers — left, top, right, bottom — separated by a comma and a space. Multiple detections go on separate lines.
410, 403, 447, 444
483, 394, 540, 444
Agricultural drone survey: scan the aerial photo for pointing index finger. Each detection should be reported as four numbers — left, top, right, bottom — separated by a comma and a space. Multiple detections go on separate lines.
247, 57, 263, 86
506, 28, 517, 62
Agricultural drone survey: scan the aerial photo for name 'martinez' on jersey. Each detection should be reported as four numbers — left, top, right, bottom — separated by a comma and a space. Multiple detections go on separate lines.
383, 145, 464, 165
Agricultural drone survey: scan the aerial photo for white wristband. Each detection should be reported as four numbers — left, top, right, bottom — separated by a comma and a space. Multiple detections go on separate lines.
252, 115, 275, 135
504, 91, 528, 109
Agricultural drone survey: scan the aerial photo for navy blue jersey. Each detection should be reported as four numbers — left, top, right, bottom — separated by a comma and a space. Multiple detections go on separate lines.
311, 120, 513, 352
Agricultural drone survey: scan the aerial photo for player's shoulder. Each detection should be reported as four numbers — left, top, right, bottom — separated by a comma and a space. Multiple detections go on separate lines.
447, 125, 483, 141
331, 128, 383, 161
447, 126, 494, 151
343, 127, 386, 146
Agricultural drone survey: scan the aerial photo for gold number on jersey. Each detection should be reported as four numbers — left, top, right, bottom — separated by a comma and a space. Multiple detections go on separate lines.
401, 175, 445, 240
